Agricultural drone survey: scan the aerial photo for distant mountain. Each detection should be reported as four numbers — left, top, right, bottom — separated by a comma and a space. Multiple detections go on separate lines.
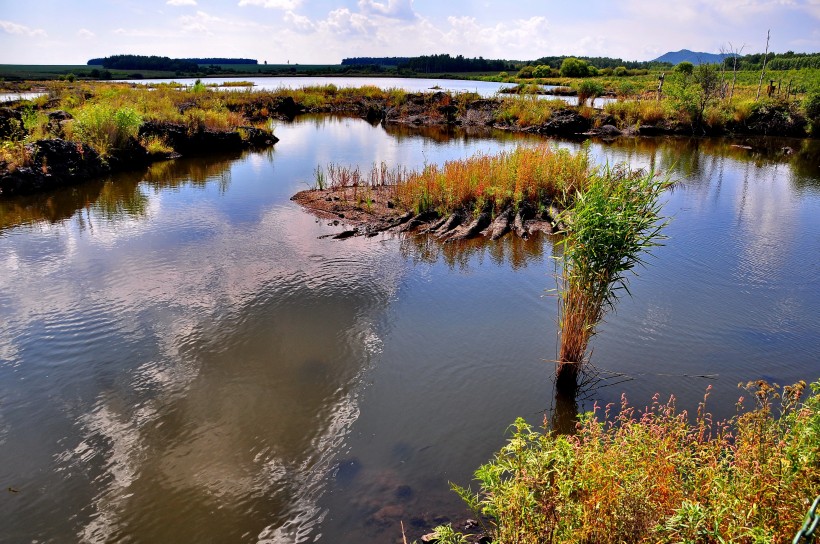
652, 49, 733, 65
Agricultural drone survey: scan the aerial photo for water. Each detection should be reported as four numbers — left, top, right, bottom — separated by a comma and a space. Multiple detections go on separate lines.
125, 76, 517, 98
1, 117, 818, 543
0, 92, 46, 103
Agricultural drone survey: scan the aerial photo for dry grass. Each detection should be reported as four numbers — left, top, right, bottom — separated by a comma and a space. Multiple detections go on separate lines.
313, 144, 593, 217
394, 144, 591, 215
496, 96, 570, 127
604, 100, 667, 127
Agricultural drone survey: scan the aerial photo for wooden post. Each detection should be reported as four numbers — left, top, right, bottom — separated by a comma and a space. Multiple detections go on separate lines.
756, 29, 771, 100
657, 72, 665, 101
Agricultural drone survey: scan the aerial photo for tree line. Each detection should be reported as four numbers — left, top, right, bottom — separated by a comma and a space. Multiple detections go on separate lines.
87, 55, 258, 71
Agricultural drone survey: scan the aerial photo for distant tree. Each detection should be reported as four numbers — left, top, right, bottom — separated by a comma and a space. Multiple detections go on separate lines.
88, 55, 198, 72
667, 63, 721, 131
613, 66, 628, 77
675, 61, 694, 76
532, 64, 552, 78
560, 57, 591, 78
517, 65, 535, 78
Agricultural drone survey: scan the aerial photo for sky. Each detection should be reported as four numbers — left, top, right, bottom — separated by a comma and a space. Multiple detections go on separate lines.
1, 0, 820, 65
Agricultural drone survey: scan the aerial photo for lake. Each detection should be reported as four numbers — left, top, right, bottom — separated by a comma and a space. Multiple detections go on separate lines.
1, 114, 818, 543
128, 76, 517, 98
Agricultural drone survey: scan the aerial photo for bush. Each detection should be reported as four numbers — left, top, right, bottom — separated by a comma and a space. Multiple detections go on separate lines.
675, 61, 694, 76
576, 79, 605, 107
532, 64, 552, 78
69, 104, 142, 157
804, 91, 820, 133
453, 380, 820, 544
517, 65, 535, 78
560, 57, 592, 78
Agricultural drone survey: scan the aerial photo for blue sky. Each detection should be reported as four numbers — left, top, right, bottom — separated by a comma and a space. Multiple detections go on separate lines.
2, 0, 819, 64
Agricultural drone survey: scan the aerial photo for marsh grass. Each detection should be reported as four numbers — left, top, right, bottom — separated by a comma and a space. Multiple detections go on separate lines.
496, 96, 569, 127
603, 100, 667, 127
395, 144, 591, 215
555, 166, 669, 389
445, 380, 820, 544
312, 145, 593, 216
66, 104, 142, 157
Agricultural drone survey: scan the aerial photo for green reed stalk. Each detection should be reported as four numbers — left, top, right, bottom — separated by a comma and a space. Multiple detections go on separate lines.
556, 165, 669, 390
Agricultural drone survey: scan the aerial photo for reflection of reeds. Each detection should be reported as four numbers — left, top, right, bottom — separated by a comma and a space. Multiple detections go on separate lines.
556, 166, 669, 391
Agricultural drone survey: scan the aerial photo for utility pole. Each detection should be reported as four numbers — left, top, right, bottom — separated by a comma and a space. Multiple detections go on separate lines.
756, 29, 771, 100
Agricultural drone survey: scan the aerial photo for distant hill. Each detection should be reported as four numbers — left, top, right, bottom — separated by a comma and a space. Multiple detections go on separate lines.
652, 50, 732, 65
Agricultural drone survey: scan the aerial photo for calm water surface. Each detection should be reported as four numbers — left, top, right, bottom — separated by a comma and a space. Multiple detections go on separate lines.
1, 116, 818, 543
127, 76, 517, 98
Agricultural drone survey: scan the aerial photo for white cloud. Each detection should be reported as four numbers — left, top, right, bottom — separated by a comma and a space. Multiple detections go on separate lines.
179, 10, 220, 33
284, 11, 315, 32
320, 8, 377, 37
77, 28, 95, 39
238, 0, 302, 9
0, 19, 47, 38
357, 0, 417, 20
167, 0, 197, 5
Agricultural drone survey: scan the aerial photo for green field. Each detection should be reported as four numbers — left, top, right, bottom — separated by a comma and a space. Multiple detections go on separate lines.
0, 63, 392, 81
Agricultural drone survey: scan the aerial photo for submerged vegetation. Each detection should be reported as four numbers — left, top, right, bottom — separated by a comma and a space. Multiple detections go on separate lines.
439, 380, 820, 544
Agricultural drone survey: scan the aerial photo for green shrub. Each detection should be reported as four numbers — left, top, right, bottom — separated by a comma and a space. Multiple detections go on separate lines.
675, 61, 694, 76
804, 92, 820, 133
560, 57, 592, 78
70, 104, 142, 157
576, 79, 605, 107
453, 380, 820, 544
517, 65, 535, 78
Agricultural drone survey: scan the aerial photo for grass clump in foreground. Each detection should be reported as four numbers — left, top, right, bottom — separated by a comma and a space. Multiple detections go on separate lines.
437, 380, 820, 544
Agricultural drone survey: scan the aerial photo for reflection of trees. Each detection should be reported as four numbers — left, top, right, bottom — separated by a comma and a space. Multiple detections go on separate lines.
599, 136, 820, 191
143, 152, 241, 192
791, 139, 820, 192
382, 121, 540, 145
0, 179, 107, 230
92, 172, 149, 220
398, 230, 549, 271
0, 152, 242, 231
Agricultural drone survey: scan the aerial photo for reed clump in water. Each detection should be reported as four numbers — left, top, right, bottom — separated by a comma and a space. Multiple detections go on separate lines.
555, 164, 669, 391
313, 144, 592, 216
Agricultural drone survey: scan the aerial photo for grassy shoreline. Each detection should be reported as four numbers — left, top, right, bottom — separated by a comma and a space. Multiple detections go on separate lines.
434, 379, 820, 544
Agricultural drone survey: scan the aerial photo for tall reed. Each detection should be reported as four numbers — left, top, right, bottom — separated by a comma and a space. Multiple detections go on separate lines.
555, 165, 669, 390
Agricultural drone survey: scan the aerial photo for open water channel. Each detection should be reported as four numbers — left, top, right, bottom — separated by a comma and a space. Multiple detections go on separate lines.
1, 100, 819, 542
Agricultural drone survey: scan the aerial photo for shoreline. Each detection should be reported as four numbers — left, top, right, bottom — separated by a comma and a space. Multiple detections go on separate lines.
1, 83, 816, 198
